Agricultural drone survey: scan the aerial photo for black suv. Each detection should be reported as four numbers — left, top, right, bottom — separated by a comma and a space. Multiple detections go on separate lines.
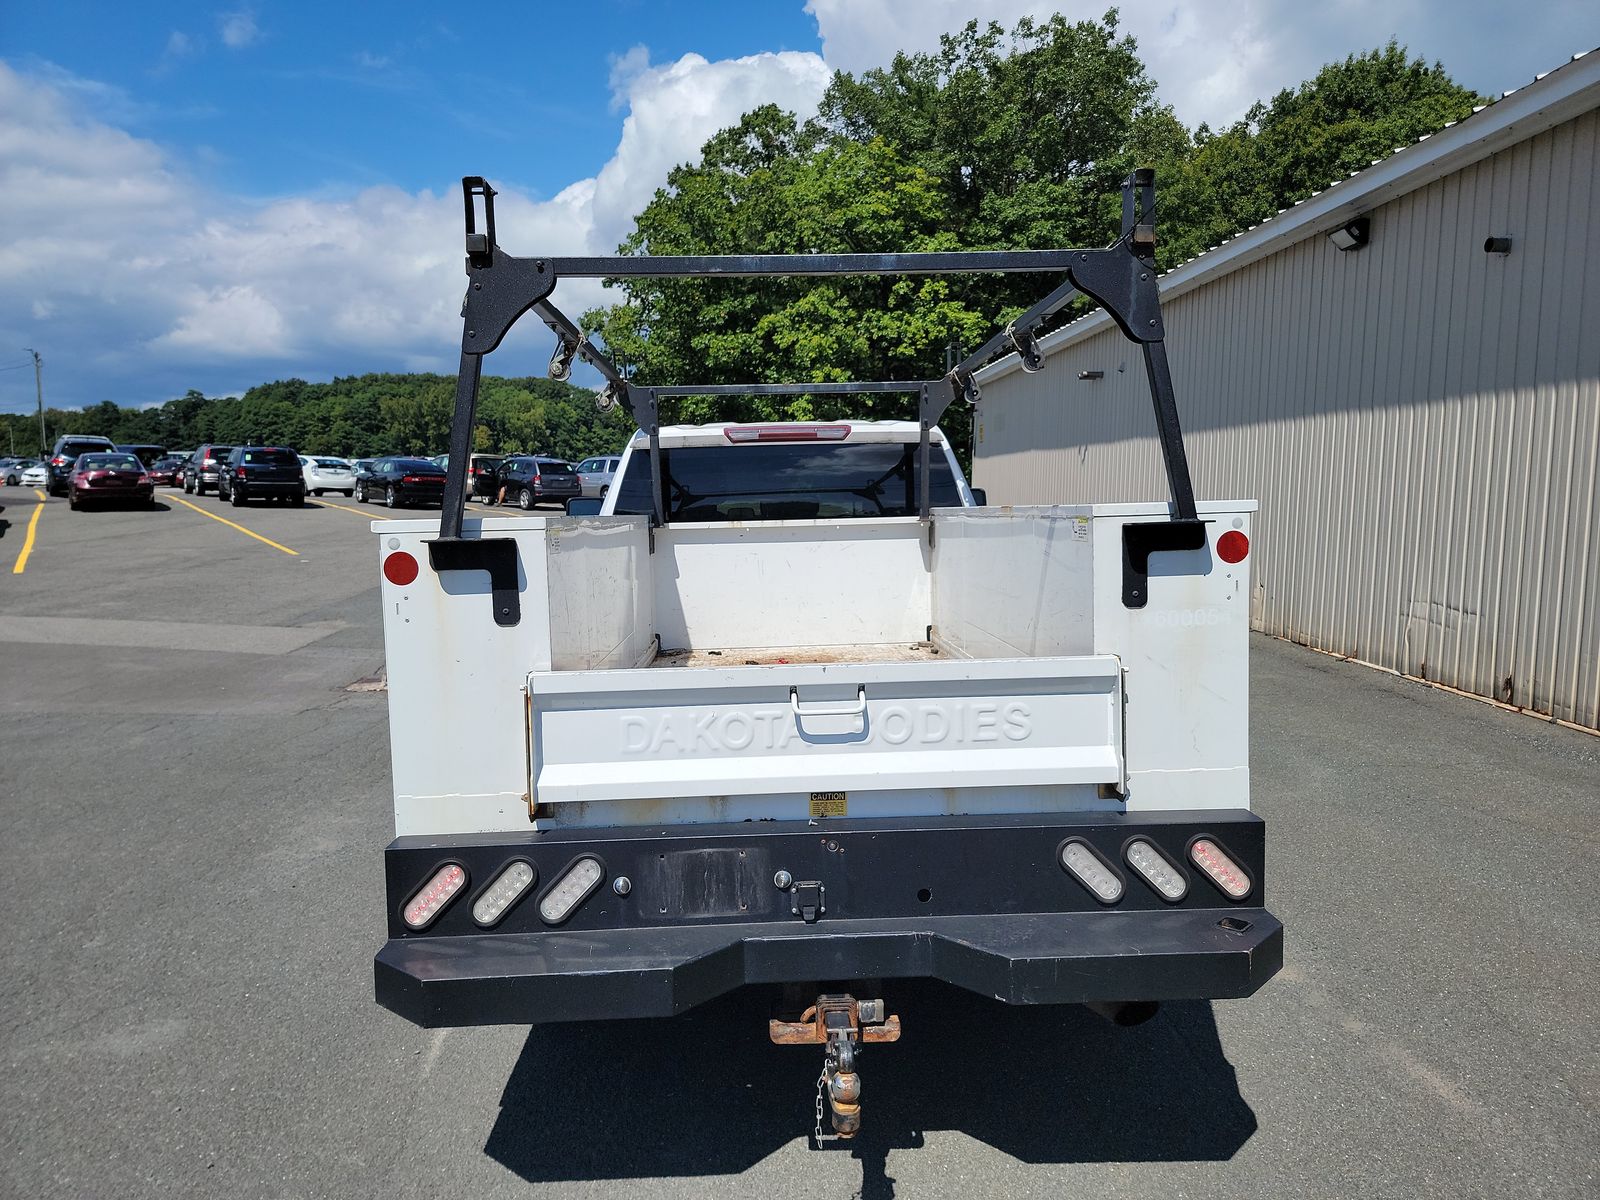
495, 456, 581, 509
217, 446, 307, 506
184, 444, 235, 495
46, 435, 116, 496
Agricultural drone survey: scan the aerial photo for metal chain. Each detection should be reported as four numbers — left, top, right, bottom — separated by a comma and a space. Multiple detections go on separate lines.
813, 1043, 838, 1146
813, 1063, 827, 1146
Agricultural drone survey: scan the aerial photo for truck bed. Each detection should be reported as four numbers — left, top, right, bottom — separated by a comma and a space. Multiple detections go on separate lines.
652, 642, 946, 668
376, 501, 1254, 833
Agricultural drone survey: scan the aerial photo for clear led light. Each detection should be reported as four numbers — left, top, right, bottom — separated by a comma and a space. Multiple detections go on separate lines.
472, 861, 537, 927
1126, 839, 1188, 901
538, 857, 605, 925
403, 863, 468, 929
1060, 841, 1123, 904
1190, 838, 1252, 900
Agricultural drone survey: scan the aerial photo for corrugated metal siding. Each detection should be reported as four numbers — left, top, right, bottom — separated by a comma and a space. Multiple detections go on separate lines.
973, 107, 1600, 730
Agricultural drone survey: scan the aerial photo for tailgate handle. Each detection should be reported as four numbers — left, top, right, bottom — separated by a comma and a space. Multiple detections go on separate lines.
790, 686, 867, 719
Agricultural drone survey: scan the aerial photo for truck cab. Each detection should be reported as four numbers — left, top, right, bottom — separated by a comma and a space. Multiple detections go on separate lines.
599, 420, 979, 519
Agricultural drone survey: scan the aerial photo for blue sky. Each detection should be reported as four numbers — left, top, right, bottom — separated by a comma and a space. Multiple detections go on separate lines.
2, 1, 1596, 414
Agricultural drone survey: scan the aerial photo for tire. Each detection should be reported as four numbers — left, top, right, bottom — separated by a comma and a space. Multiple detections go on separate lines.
292, 489, 305, 507
230, 485, 245, 507
518, 487, 533, 511
5, 474, 16, 486
184, 476, 194, 494
68, 491, 79, 511
355, 482, 367, 503
385, 485, 399, 508
343, 490, 353, 498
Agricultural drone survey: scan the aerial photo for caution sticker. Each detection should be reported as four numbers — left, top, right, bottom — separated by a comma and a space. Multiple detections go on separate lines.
809, 791, 848, 818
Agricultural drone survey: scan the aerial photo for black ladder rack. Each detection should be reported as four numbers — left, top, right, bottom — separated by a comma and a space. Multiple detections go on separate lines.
431, 168, 1203, 625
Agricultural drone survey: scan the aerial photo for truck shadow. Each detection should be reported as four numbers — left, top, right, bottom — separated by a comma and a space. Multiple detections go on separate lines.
483, 981, 1256, 1188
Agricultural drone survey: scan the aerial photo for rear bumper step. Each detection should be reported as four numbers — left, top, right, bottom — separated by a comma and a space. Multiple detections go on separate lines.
376, 908, 1281, 1025
374, 810, 1281, 1026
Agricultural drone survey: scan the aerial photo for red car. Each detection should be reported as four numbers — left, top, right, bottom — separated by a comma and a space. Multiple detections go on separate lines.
68, 452, 155, 510
147, 456, 185, 486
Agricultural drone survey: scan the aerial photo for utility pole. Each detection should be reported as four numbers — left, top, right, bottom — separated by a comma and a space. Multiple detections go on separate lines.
23, 348, 44, 454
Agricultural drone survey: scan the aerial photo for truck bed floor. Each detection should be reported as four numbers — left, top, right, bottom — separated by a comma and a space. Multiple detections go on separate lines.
651, 642, 943, 667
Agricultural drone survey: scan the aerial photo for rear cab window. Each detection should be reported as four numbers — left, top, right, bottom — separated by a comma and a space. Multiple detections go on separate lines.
78, 454, 143, 470
612, 441, 959, 521
59, 439, 113, 459
242, 449, 300, 466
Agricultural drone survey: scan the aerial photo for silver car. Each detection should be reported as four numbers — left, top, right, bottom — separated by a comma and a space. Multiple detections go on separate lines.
300, 455, 357, 496
576, 455, 620, 499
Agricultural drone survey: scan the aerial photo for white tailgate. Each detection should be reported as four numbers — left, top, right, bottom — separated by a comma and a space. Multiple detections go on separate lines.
527, 656, 1123, 804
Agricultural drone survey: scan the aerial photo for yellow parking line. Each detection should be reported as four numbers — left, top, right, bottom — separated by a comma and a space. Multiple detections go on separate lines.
318, 498, 390, 520
11, 492, 46, 574
171, 495, 298, 556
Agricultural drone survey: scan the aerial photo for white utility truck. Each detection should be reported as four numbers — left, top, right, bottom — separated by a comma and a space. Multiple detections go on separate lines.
373, 172, 1281, 1141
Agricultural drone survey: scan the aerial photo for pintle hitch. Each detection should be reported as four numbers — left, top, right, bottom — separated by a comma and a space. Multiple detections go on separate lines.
769, 993, 901, 1144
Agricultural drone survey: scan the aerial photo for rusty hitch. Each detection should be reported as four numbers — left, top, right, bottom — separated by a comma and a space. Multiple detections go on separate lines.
769, 994, 900, 1144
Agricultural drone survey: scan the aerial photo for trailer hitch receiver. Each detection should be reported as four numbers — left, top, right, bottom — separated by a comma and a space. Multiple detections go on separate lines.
770, 994, 900, 1143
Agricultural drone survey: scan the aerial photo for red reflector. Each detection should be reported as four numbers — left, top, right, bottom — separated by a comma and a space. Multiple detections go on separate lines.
1216, 530, 1249, 563
724, 424, 851, 443
384, 552, 419, 586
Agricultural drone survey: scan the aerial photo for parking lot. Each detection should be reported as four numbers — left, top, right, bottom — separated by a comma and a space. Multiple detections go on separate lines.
2, 480, 1596, 1200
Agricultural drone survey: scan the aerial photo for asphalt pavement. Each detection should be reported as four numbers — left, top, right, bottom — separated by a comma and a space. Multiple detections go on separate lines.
1, 481, 1596, 1199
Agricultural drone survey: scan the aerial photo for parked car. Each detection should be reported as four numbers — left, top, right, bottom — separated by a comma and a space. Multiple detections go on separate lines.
354, 457, 447, 507
495, 455, 581, 509
116, 443, 167, 467
217, 446, 307, 506
435, 453, 505, 500
575, 454, 621, 499
46, 435, 117, 496
184, 444, 235, 495
300, 455, 356, 496
20, 462, 48, 488
4, 458, 40, 486
352, 458, 377, 476
67, 452, 154, 510
147, 456, 185, 487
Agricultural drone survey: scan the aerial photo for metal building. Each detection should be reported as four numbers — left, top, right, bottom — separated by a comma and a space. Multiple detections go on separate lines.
971, 50, 1600, 732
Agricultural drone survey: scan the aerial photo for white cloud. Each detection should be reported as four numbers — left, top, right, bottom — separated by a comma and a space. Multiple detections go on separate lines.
8, 3, 1595, 412
218, 9, 259, 50
608, 44, 651, 111
806, 0, 1600, 130
0, 48, 832, 407
588, 49, 831, 249
164, 31, 196, 59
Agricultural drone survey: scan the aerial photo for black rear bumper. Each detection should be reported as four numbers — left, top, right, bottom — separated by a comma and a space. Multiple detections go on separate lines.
374, 810, 1282, 1026
376, 907, 1281, 1026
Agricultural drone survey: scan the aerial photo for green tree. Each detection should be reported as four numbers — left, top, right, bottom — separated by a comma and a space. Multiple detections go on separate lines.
1155, 43, 1484, 265
1, 373, 629, 464
584, 107, 987, 446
